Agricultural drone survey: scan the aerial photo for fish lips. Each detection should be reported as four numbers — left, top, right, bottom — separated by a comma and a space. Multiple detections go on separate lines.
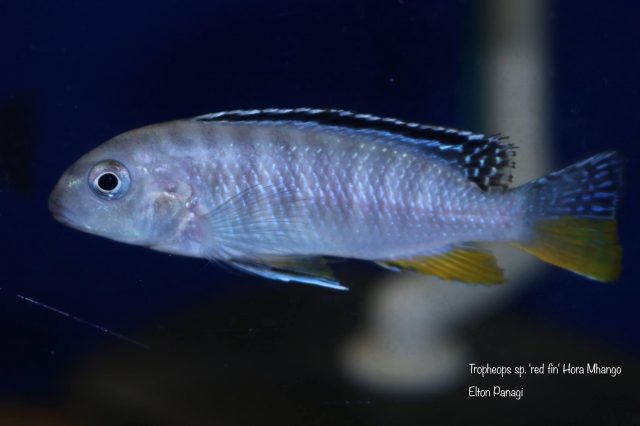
48, 190, 76, 228
48, 178, 86, 231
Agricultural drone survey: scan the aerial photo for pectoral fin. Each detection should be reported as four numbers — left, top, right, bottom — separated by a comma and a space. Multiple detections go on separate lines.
380, 245, 505, 285
204, 184, 312, 257
229, 257, 348, 291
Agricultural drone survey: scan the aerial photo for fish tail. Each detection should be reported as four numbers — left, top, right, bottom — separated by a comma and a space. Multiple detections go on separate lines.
512, 152, 623, 282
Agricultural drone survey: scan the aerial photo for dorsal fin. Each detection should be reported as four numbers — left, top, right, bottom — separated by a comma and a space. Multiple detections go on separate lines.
195, 108, 516, 191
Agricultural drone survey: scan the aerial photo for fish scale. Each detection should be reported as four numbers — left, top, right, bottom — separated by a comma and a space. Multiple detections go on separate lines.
186, 121, 517, 259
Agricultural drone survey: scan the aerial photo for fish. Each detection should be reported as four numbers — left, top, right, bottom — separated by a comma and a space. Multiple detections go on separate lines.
49, 108, 623, 290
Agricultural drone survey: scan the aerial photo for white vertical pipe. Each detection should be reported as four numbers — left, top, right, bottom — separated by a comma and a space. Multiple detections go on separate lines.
341, 0, 551, 394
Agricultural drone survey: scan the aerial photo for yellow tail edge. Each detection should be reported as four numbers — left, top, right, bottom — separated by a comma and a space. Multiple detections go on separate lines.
511, 217, 622, 282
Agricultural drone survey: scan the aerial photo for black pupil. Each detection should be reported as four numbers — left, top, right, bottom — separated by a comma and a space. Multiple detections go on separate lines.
97, 173, 119, 191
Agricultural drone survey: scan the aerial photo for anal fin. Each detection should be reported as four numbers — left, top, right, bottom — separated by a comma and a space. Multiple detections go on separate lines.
381, 245, 505, 285
229, 257, 348, 291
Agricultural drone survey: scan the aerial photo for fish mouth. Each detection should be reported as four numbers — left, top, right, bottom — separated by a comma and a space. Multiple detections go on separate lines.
48, 194, 63, 219
48, 193, 77, 228
52, 212, 75, 228
50, 211, 75, 228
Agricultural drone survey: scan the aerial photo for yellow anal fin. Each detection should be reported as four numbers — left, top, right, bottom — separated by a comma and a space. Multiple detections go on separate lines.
382, 246, 505, 285
511, 217, 622, 282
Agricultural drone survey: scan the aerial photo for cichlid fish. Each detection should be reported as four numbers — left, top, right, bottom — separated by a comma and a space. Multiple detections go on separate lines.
49, 108, 623, 289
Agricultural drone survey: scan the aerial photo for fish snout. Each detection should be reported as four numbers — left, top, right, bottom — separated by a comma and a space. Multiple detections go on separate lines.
48, 189, 65, 220
48, 182, 75, 226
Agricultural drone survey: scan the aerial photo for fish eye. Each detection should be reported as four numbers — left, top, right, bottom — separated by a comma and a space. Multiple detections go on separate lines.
88, 160, 131, 199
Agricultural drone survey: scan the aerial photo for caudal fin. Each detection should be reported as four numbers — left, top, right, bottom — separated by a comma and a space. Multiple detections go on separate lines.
513, 152, 623, 282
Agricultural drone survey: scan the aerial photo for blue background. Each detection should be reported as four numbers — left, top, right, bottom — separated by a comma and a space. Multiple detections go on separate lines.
0, 1, 638, 424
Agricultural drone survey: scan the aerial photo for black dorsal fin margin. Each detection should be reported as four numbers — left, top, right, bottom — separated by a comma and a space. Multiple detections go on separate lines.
195, 108, 516, 191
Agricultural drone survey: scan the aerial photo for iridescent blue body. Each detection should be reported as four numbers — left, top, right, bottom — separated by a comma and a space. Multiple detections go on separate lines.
49, 109, 622, 288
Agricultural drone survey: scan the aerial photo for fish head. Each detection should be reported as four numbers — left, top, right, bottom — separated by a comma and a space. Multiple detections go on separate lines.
49, 126, 192, 248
